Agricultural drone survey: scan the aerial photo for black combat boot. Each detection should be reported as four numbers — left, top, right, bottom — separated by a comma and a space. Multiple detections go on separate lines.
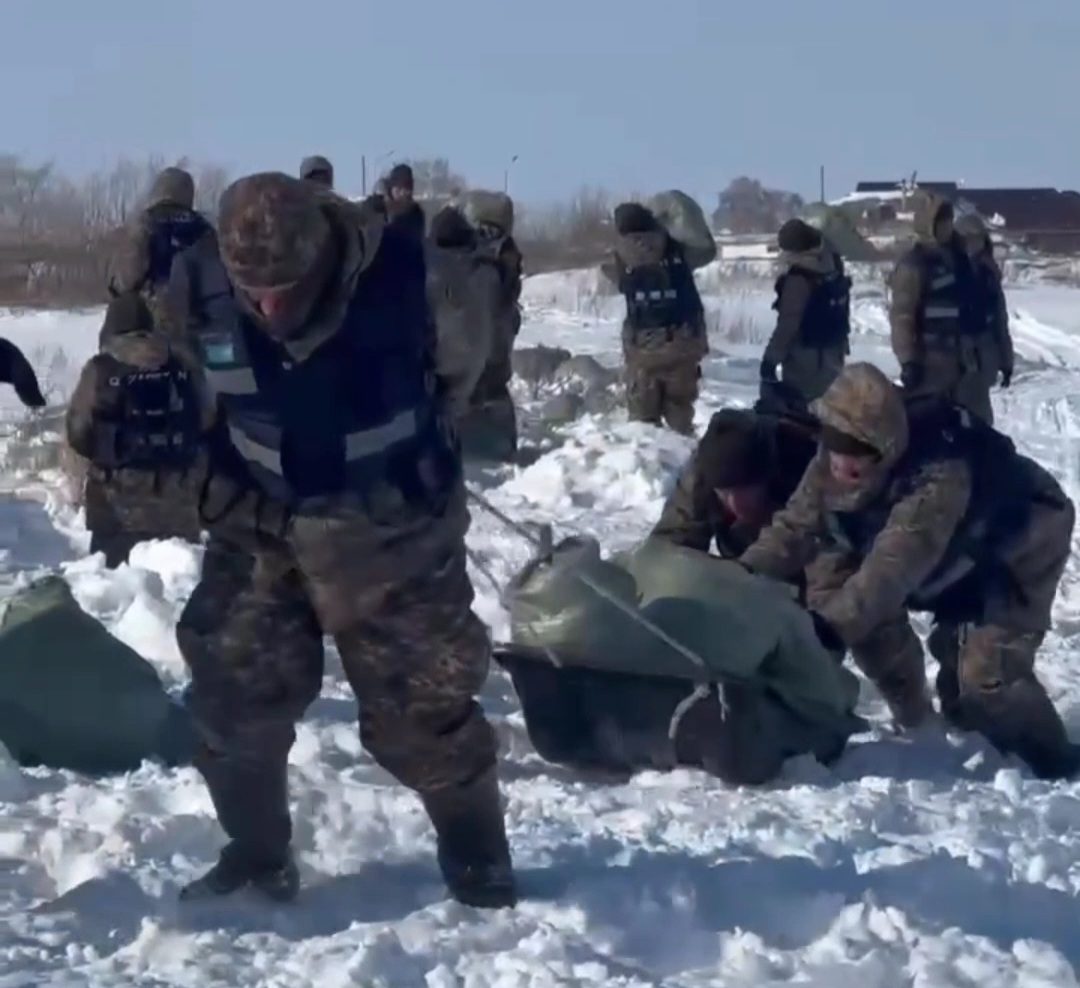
421, 768, 517, 909
180, 842, 300, 903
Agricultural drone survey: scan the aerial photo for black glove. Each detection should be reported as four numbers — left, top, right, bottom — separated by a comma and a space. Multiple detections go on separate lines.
759, 358, 778, 382
0, 340, 46, 408
1000, 368, 1012, 388
809, 610, 846, 655
900, 362, 924, 390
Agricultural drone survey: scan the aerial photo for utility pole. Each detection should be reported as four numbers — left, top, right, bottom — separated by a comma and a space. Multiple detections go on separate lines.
361, 156, 367, 196
820, 165, 826, 203
504, 154, 519, 194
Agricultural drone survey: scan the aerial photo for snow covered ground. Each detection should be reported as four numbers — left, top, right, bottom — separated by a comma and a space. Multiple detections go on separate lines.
2, 266, 1080, 987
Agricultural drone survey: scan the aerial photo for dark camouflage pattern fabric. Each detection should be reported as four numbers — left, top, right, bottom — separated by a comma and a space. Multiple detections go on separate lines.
66, 329, 215, 562
178, 530, 496, 862
740, 363, 1078, 773
218, 172, 333, 290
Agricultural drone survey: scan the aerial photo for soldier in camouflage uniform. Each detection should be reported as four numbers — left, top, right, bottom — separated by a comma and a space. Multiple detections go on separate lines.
66, 294, 215, 567
761, 219, 851, 404
108, 168, 216, 329
955, 213, 1014, 418
299, 154, 334, 189
740, 363, 1079, 778
603, 203, 707, 435
426, 206, 502, 423
382, 163, 426, 241
457, 191, 523, 462
889, 194, 997, 422
652, 397, 817, 558
175, 174, 515, 908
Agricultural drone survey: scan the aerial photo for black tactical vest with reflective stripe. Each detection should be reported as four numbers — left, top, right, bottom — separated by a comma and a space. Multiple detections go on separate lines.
621, 247, 704, 335
913, 244, 982, 339
773, 269, 852, 348
200, 231, 457, 505
823, 403, 1033, 614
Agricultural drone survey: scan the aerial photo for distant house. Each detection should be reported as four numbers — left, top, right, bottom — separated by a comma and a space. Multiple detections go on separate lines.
844, 181, 1080, 253
854, 181, 960, 198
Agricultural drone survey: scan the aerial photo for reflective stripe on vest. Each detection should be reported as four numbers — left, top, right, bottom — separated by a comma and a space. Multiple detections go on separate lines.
345, 408, 421, 459
228, 425, 283, 475
924, 305, 961, 319
206, 366, 258, 396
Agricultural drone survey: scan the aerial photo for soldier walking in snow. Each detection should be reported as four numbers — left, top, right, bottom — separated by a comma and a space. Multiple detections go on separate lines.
455, 190, 523, 461
760, 219, 851, 403
739, 362, 1079, 779
66, 294, 214, 567
175, 173, 515, 908
604, 202, 708, 435
954, 213, 1014, 423
889, 194, 999, 422
108, 167, 216, 330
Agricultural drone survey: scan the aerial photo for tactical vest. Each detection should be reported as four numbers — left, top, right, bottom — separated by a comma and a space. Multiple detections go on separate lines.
773, 269, 852, 348
198, 242, 458, 507
92, 355, 201, 471
620, 247, 704, 336
144, 211, 209, 291
823, 401, 1034, 616
911, 244, 982, 340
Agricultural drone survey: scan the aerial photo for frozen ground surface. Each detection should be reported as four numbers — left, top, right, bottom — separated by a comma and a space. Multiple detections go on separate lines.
2, 268, 1080, 986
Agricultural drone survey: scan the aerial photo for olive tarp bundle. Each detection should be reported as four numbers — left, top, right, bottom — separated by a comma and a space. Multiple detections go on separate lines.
647, 190, 717, 271
497, 536, 865, 783
0, 576, 195, 774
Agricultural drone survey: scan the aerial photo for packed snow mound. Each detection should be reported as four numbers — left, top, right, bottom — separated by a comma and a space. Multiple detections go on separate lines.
0, 293, 1079, 983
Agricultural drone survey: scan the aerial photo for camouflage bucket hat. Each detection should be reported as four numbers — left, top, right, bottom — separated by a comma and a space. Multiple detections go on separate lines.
811, 362, 909, 463
218, 172, 332, 290
148, 167, 195, 209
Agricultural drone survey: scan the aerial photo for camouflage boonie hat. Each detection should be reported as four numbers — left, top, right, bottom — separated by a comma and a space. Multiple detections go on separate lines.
148, 167, 195, 209
218, 172, 331, 289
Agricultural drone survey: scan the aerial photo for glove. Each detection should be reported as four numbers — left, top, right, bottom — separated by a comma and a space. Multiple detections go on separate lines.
1000, 368, 1013, 388
759, 358, 778, 382
809, 610, 846, 655
900, 362, 924, 390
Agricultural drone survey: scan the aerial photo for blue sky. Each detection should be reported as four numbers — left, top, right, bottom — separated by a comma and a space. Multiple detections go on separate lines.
5, 0, 1078, 208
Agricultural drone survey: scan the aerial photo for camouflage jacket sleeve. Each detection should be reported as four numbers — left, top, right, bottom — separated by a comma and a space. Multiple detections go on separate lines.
888, 259, 925, 366
171, 342, 218, 433
740, 457, 828, 577
651, 458, 715, 552
763, 272, 813, 364
65, 359, 104, 459
818, 459, 971, 644
108, 219, 152, 296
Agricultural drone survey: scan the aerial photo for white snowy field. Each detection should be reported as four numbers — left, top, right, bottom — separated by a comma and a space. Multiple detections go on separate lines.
2, 267, 1080, 987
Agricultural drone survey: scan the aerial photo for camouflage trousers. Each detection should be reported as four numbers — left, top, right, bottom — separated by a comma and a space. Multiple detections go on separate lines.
909, 337, 999, 425
624, 358, 701, 435
780, 345, 846, 404
177, 536, 496, 863
809, 496, 1077, 776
